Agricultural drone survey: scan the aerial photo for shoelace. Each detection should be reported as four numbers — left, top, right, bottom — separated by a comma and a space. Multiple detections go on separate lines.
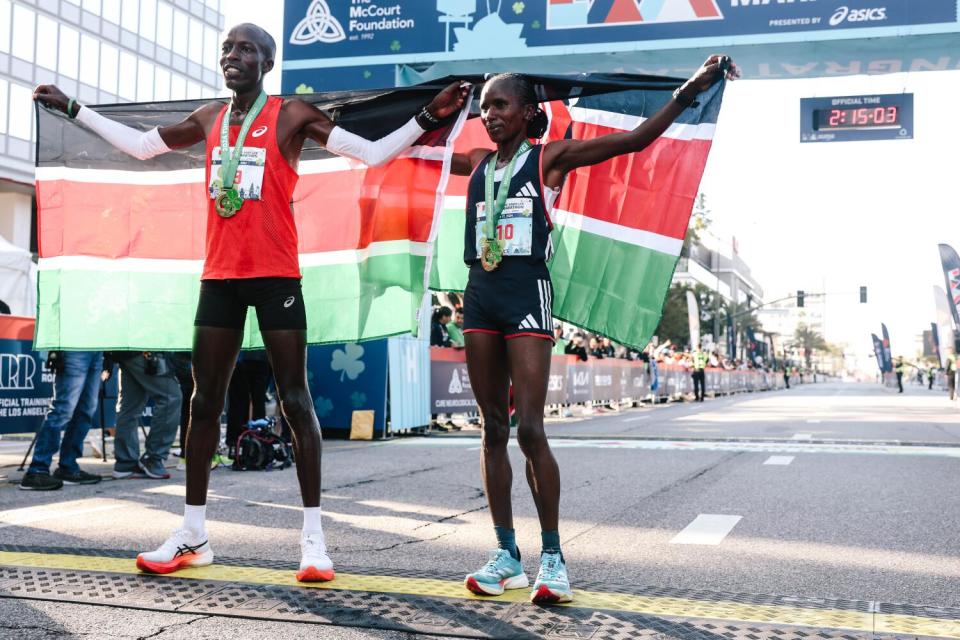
302, 537, 327, 555
163, 529, 194, 552
539, 555, 565, 581
481, 550, 512, 575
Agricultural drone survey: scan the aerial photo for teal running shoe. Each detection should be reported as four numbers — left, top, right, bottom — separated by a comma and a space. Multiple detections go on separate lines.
464, 549, 528, 596
531, 552, 573, 604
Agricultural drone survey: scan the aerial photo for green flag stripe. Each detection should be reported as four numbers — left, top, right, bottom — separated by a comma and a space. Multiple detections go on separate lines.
35, 253, 427, 351
550, 223, 677, 350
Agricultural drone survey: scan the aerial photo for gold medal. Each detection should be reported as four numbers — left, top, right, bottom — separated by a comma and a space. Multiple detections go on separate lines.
480, 237, 502, 272
214, 188, 242, 218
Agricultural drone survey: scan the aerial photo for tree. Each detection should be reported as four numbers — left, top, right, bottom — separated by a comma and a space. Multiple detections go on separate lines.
794, 324, 828, 368
655, 282, 727, 349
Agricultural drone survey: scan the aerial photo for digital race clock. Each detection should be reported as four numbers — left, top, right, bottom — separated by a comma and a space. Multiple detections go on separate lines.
800, 94, 913, 143
815, 105, 900, 130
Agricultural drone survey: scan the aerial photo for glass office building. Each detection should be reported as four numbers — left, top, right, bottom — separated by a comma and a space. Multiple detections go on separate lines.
0, 0, 224, 252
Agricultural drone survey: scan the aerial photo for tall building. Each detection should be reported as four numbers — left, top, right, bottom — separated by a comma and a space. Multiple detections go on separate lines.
0, 0, 224, 251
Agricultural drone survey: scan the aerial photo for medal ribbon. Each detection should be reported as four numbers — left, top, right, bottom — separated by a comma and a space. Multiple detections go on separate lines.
484, 140, 532, 242
218, 91, 268, 189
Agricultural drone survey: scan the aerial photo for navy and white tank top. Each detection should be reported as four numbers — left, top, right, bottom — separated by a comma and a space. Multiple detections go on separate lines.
464, 144, 560, 266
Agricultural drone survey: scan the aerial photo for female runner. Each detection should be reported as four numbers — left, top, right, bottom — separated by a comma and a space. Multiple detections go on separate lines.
452, 55, 737, 603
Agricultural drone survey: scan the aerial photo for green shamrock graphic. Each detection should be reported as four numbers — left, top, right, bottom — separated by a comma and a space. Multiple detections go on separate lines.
531, 19, 541, 29
390, 40, 401, 52
295, 83, 315, 94
350, 391, 368, 409
314, 396, 333, 419
512, 1, 525, 14
363, 70, 372, 79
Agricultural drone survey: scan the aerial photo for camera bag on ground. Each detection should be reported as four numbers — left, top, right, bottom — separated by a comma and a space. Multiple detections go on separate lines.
233, 418, 293, 471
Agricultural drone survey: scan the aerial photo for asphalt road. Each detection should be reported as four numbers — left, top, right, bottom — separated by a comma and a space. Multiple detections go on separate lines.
0, 380, 958, 638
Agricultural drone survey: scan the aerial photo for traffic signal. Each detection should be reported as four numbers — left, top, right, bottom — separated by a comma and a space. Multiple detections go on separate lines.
797, 290, 805, 308
860, 286, 867, 303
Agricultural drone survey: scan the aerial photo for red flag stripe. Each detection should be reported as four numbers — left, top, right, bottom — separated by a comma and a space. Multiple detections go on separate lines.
37, 158, 441, 260
559, 122, 711, 239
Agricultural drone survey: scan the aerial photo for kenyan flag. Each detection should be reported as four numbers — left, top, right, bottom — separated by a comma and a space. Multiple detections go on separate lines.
34, 86, 468, 350
430, 77, 725, 350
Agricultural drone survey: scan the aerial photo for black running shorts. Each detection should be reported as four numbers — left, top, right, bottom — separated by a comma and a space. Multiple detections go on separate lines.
463, 260, 555, 341
194, 278, 307, 331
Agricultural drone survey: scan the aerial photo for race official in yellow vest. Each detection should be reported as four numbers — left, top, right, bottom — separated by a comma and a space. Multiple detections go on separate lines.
691, 348, 708, 402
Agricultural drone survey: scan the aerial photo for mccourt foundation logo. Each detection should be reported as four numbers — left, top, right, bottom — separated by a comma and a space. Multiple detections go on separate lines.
290, 0, 346, 45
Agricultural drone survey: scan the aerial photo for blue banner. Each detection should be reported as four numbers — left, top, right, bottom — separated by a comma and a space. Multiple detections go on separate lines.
880, 323, 893, 373
284, 1, 956, 63
0, 336, 54, 436
871, 333, 885, 374
306, 340, 388, 438
726, 315, 736, 359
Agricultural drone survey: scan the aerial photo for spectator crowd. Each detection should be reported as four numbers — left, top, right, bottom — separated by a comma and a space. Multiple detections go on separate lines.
19, 347, 288, 492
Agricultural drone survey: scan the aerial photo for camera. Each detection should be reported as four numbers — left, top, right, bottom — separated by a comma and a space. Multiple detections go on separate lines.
45, 350, 64, 374
144, 353, 159, 376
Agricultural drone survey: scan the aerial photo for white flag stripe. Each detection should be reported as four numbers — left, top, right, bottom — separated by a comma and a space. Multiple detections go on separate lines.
35, 144, 445, 185
551, 208, 682, 256
568, 107, 716, 141
443, 195, 467, 210
39, 240, 432, 273
35, 165, 204, 186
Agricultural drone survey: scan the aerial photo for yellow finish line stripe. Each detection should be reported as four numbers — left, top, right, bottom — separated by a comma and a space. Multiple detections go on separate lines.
0, 551, 957, 638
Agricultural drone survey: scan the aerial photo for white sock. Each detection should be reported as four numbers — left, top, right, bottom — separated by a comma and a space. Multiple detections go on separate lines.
302, 507, 323, 536
183, 503, 207, 537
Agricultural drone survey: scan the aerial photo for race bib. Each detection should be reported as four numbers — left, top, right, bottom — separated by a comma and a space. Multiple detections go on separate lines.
475, 197, 534, 257
208, 146, 266, 201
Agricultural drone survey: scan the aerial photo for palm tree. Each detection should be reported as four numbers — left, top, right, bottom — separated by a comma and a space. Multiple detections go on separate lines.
794, 324, 828, 368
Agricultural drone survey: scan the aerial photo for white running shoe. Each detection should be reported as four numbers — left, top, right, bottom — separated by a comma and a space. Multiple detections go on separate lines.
136, 528, 213, 575
296, 532, 335, 582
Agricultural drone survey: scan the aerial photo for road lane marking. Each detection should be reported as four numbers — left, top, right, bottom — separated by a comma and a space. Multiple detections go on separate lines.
398, 437, 960, 458
806, 419, 822, 424
792, 433, 813, 440
622, 416, 649, 422
670, 514, 742, 545
764, 456, 795, 466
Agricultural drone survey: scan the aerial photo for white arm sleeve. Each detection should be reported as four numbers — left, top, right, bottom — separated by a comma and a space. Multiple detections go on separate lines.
75, 105, 172, 160
325, 117, 426, 168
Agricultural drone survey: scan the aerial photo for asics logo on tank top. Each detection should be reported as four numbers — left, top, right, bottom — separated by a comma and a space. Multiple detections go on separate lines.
251, 125, 269, 138
284, 296, 296, 308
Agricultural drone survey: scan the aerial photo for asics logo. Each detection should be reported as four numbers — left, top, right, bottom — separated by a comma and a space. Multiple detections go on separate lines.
251, 125, 269, 138
829, 6, 887, 26
284, 296, 296, 308
289, 0, 346, 45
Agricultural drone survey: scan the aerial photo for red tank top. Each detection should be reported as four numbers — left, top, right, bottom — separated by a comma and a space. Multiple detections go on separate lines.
202, 96, 300, 280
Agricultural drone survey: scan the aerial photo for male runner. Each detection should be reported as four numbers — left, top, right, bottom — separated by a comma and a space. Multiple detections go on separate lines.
34, 23, 467, 582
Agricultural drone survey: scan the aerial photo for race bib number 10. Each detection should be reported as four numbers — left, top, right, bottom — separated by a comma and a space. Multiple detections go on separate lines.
475, 197, 534, 257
